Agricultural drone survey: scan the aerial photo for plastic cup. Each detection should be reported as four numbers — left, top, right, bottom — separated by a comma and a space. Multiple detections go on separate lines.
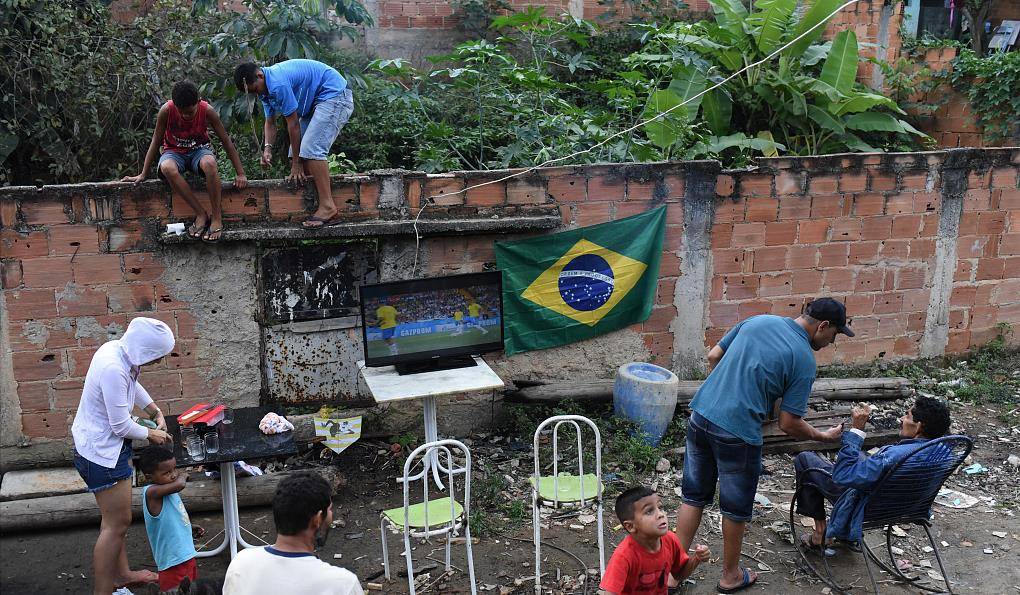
204, 432, 219, 454
221, 409, 233, 425
185, 434, 205, 461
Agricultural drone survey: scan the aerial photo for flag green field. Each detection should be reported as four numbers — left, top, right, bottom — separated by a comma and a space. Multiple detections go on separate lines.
495, 206, 666, 355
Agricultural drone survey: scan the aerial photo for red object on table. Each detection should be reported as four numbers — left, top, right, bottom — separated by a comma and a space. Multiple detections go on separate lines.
179, 402, 225, 426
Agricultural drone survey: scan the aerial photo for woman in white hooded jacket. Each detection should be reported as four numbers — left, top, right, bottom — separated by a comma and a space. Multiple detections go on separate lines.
71, 317, 175, 594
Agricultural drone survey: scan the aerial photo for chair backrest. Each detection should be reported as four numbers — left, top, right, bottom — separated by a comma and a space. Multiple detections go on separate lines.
861, 435, 973, 529
401, 439, 472, 534
533, 415, 602, 507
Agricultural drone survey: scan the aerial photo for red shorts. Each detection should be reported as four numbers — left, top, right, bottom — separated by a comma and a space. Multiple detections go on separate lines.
158, 558, 197, 592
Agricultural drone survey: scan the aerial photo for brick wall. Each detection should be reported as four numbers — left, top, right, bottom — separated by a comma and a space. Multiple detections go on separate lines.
2, 148, 1019, 445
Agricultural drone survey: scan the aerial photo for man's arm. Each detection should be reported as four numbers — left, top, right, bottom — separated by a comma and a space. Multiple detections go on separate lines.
262, 115, 277, 166
122, 107, 168, 182
207, 107, 247, 188
281, 111, 304, 184
706, 345, 725, 372
830, 406, 890, 490
779, 411, 843, 442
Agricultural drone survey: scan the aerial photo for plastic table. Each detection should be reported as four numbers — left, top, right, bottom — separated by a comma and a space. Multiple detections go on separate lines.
359, 357, 504, 487
167, 406, 297, 559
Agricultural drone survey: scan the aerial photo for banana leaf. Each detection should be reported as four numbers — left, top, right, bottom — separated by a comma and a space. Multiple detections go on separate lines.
821, 30, 859, 95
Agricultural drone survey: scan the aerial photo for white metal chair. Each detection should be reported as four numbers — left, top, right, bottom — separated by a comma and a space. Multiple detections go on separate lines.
379, 438, 477, 595
531, 415, 606, 593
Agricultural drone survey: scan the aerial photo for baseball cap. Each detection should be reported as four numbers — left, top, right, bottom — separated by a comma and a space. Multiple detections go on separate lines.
805, 298, 855, 337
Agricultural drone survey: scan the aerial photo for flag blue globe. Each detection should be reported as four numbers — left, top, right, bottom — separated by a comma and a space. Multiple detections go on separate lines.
558, 254, 615, 312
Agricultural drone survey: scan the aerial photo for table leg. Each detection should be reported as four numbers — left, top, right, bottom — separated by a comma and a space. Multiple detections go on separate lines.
223, 463, 257, 549
422, 396, 445, 490
194, 464, 231, 558
194, 462, 257, 559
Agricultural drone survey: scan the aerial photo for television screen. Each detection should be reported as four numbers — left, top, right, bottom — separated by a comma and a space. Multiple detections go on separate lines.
359, 271, 504, 368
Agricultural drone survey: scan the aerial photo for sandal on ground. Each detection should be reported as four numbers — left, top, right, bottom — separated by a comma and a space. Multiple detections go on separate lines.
187, 221, 208, 239
202, 227, 224, 243
716, 567, 758, 594
301, 214, 341, 229
800, 533, 837, 557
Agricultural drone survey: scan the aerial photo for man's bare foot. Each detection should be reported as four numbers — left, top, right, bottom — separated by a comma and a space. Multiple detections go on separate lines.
302, 209, 339, 229
188, 213, 210, 238
114, 569, 158, 587
717, 567, 757, 593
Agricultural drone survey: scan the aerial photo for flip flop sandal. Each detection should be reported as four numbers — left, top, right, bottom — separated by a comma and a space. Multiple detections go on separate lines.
301, 214, 342, 229
800, 533, 837, 557
202, 227, 224, 243
716, 567, 758, 594
187, 221, 209, 239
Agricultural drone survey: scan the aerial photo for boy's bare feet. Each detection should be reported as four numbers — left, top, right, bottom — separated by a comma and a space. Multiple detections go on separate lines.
114, 568, 158, 587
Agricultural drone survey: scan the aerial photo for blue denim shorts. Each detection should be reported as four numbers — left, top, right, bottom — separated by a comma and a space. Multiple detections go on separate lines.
295, 88, 354, 161
681, 412, 763, 522
158, 146, 215, 178
74, 441, 134, 493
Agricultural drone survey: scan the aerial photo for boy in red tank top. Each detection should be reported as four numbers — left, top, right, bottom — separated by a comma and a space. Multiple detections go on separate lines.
123, 81, 247, 242
599, 487, 711, 595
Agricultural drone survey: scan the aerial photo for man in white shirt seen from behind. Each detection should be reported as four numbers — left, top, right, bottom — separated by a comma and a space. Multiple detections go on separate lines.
224, 471, 363, 595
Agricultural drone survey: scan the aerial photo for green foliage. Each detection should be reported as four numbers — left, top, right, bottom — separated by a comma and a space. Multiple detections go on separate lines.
0, 1, 158, 183
899, 34, 965, 57
940, 50, 1020, 144
4, 0, 928, 184
1, 0, 372, 184
622, 0, 929, 161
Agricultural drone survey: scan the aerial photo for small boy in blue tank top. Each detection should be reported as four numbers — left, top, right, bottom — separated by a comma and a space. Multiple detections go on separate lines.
139, 446, 199, 594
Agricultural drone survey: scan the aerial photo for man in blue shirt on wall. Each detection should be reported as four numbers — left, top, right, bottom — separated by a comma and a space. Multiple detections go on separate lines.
235, 59, 354, 229
675, 298, 854, 593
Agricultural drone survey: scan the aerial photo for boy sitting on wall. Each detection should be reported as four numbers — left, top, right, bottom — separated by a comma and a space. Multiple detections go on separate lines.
122, 81, 247, 242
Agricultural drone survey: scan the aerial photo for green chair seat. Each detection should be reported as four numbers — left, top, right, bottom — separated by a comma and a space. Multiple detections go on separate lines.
382, 497, 464, 529
530, 473, 602, 504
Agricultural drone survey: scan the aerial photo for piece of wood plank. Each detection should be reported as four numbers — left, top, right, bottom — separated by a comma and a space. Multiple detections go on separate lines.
505, 377, 911, 404
764, 429, 902, 455
0, 467, 345, 533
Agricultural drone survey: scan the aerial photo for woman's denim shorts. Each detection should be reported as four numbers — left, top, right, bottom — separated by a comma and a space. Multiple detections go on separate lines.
74, 441, 133, 493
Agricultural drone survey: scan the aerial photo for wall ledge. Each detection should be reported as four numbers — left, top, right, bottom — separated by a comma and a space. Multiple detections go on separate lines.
158, 213, 563, 244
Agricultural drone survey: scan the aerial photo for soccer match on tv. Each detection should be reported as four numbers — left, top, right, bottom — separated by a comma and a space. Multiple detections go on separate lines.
362, 285, 503, 359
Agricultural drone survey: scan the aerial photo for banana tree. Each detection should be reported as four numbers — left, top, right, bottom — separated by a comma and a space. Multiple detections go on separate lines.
630, 0, 928, 157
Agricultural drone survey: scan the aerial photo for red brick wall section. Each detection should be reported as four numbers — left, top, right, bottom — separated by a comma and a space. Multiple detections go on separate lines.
948, 166, 1020, 352
905, 47, 1008, 149
3, 150, 1020, 440
710, 155, 938, 366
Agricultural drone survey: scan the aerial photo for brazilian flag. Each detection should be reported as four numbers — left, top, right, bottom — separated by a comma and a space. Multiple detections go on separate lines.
495, 206, 666, 355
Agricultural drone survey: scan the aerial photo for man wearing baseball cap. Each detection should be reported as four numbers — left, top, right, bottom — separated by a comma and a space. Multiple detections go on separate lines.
675, 298, 853, 593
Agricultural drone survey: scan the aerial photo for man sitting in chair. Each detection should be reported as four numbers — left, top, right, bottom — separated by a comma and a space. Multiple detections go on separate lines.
793, 396, 952, 552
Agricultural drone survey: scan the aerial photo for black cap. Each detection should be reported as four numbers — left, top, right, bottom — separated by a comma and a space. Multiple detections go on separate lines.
805, 298, 855, 337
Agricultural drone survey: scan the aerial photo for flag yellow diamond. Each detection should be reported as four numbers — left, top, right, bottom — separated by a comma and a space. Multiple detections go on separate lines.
521, 239, 647, 327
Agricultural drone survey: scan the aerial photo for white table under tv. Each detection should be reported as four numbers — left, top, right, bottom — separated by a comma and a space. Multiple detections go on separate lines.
358, 357, 504, 488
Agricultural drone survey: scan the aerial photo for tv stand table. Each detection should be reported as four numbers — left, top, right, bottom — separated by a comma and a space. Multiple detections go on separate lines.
359, 356, 504, 488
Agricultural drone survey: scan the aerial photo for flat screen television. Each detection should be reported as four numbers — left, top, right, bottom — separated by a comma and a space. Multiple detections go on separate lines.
359, 271, 504, 374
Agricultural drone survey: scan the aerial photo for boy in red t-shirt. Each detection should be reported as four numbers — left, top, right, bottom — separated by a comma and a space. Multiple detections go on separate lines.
123, 80, 247, 242
600, 486, 711, 595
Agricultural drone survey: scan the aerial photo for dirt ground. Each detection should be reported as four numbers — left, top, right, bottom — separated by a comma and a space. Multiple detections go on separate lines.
3, 400, 1019, 595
